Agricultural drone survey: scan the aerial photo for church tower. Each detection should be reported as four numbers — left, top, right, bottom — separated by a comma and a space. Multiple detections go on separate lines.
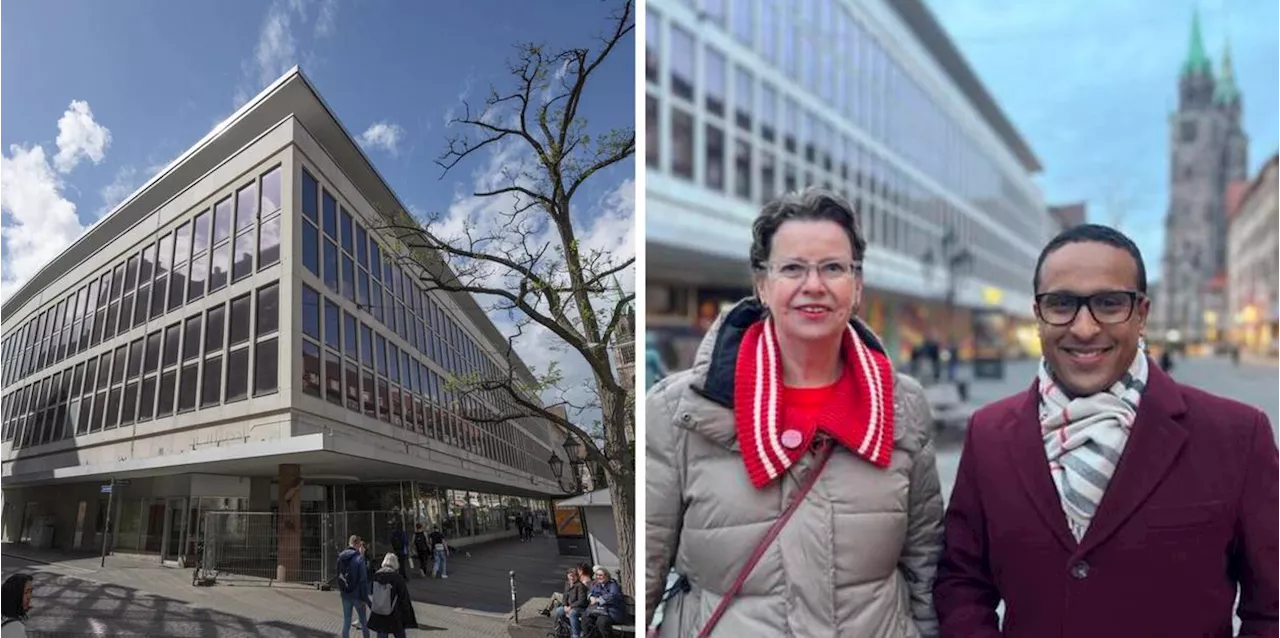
1155, 7, 1248, 345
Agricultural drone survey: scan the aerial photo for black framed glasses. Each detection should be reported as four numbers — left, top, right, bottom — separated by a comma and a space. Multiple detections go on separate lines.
1034, 290, 1144, 326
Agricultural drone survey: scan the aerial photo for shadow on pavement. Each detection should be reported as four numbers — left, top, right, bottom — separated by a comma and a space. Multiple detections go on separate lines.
3, 568, 331, 638
405, 536, 582, 615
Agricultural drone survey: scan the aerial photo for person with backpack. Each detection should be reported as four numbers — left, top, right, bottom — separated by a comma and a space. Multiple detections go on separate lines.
336, 535, 371, 638
412, 523, 431, 578
367, 553, 415, 638
1, 573, 33, 638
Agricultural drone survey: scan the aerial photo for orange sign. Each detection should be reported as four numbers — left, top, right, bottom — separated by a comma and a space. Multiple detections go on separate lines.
553, 506, 584, 537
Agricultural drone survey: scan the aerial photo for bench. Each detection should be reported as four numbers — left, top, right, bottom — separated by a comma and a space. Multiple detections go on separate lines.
609, 595, 637, 635
924, 382, 975, 430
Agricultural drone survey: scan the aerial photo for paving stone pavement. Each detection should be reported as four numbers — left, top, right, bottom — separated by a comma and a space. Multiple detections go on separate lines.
2, 535, 583, 637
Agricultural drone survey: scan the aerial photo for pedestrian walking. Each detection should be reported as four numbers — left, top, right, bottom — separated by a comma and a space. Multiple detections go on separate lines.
1, 573, 34, 638
367, 553, 416, 638
645, 188, 943, 636
428, 526, 449, 579
412, 523, 431, 578
336, 535, 371, 638
934, 224, 1278, 637
389, 524, 408, 579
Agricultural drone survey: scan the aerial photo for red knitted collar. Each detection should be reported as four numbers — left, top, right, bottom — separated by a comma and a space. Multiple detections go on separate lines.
733, 318, 895, 488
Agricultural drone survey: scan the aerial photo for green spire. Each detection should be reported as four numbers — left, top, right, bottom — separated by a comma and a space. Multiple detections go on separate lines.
1214, 38, 1240, 104
1182, 7, 1212, 76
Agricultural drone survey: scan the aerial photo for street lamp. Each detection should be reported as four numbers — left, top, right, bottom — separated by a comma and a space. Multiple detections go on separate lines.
561, 433, 584, 462
547, 452, 565, 480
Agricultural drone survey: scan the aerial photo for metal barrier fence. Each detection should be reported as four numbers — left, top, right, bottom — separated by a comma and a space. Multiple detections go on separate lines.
200, 510, 413, 587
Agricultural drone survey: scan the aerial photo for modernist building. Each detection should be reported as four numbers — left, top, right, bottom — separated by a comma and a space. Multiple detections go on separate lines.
0, 69, 570, 570
1152, 9, 1248, 345
1227, 154, 1278, 356
645, 0, 1052, 368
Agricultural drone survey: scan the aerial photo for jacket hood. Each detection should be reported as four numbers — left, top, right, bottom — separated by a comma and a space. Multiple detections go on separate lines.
690, 297, 893, 408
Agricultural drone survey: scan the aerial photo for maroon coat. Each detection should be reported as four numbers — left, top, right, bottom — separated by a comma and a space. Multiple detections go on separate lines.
934, 364, 1278, 638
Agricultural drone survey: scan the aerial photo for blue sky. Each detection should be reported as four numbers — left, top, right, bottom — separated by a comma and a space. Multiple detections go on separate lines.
2, 0, 635, 421
926, 0, 1279, 279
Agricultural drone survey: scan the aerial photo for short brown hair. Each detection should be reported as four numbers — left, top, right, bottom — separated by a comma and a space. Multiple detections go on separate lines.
749, 187, 865, 275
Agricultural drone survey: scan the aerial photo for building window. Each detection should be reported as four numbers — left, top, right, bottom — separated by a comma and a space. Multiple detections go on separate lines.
177, 362, 198, 413
1180, 120, 1197, 143
734, 66, 753, 132
257, 283, 279, 336
232, 232, 254, 282
670, 25, 695, 101
323, 240, 339, 293
671, 108, 694, 180
646, 9, 660, 84
302, 223, 320, 276
705, 46, 726, 117
706, 124, 725, 191
205, 305, 225, 352
301, 340, 322, 397
324, 299, 341, 350
735, 139, 752, 201
259, 216, 281, 268
302, 286, 320, 340
253, 338, 278, 396
731, 0, 752, 45
225, 348, 249, 403
201, 356, 222, 407
230, 293, 252, 346
261, 166, 282, 216
236, 182, 258, 234
646, 94, 660, 168
302, 170, 319, 222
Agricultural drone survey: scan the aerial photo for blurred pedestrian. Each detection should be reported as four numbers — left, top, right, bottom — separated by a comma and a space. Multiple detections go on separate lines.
335, 535, 371, 638
388, 524, 408, 579
1, 573, 33, 638
935, 224, 1278, 637
428, 526, 449, 579
645, 188, 943, 636
412, 523, 431, 578
1159, 347, 1175, 373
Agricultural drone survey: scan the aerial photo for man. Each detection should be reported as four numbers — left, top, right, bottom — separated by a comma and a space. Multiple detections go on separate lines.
428, 526, 449, 579
934, 225, 1277, 637
412, 523, 431, 578
389, 524, 408, 579
336, 535, 371, 638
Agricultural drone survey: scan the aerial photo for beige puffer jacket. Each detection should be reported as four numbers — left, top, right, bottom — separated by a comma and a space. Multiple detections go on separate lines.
645, 301, 943, 637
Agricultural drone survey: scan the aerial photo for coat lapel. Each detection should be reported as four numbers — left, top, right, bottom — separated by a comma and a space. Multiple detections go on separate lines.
1006, 382, 1078, 552
1076, 365, 1189, 555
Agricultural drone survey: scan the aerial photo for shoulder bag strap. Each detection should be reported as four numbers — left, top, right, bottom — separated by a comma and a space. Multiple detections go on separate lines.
696, 439, 837, 638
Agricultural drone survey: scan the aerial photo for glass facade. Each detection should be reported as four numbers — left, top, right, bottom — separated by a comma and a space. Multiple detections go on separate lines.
296, 167, 558, 482
0, 165, 283, 448
646, 0, 1048, 295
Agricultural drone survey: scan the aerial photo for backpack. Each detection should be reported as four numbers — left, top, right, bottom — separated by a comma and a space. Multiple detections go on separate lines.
336, 551, 360, 594
370, 578, 397, 616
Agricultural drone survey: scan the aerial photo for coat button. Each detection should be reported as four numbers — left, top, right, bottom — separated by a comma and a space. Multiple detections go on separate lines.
1070, 561, 1090, 579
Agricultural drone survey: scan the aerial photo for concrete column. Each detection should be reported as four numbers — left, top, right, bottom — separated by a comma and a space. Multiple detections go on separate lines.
276, 464, 303, 581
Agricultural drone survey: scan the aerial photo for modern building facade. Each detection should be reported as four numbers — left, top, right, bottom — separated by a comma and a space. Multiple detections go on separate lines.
1227, 154, 1278, 356
1153, 9, 1248, 346
0, 69, 570, 570
645, 0, 1052, 369
1048, 202, 1088, 233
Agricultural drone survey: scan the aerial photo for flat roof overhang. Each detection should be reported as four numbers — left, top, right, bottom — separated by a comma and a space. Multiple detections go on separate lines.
1, 434, 564, 499
0, 68, 536, 387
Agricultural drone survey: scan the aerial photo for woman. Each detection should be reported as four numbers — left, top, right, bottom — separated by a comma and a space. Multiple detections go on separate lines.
1, 573, 33, 638
367, 553, 415, 638
582, 566, 626, 637
645, 188, 943, 637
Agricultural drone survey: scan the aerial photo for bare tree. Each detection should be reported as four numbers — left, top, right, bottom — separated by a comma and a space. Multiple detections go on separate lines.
373, 1, 636, 591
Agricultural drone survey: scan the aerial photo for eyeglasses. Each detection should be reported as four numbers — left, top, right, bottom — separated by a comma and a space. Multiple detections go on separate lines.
763, 260, 863, 281
1035, 290, 1144, 326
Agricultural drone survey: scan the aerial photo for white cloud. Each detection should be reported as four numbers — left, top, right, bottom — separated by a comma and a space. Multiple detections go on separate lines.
1, 145, 86, 301
53, 100, 111, 174
358, 121, 406, 156
314, 0, 338, 38
235, 0, 337, 107
99, 165, 141, 218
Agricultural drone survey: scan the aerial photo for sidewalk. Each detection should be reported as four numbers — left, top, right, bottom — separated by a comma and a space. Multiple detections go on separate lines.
2, 535, 575, 637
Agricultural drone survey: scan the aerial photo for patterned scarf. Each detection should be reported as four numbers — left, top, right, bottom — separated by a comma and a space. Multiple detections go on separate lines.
733, 318, 895, 488
1038, 350, 1149, 541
